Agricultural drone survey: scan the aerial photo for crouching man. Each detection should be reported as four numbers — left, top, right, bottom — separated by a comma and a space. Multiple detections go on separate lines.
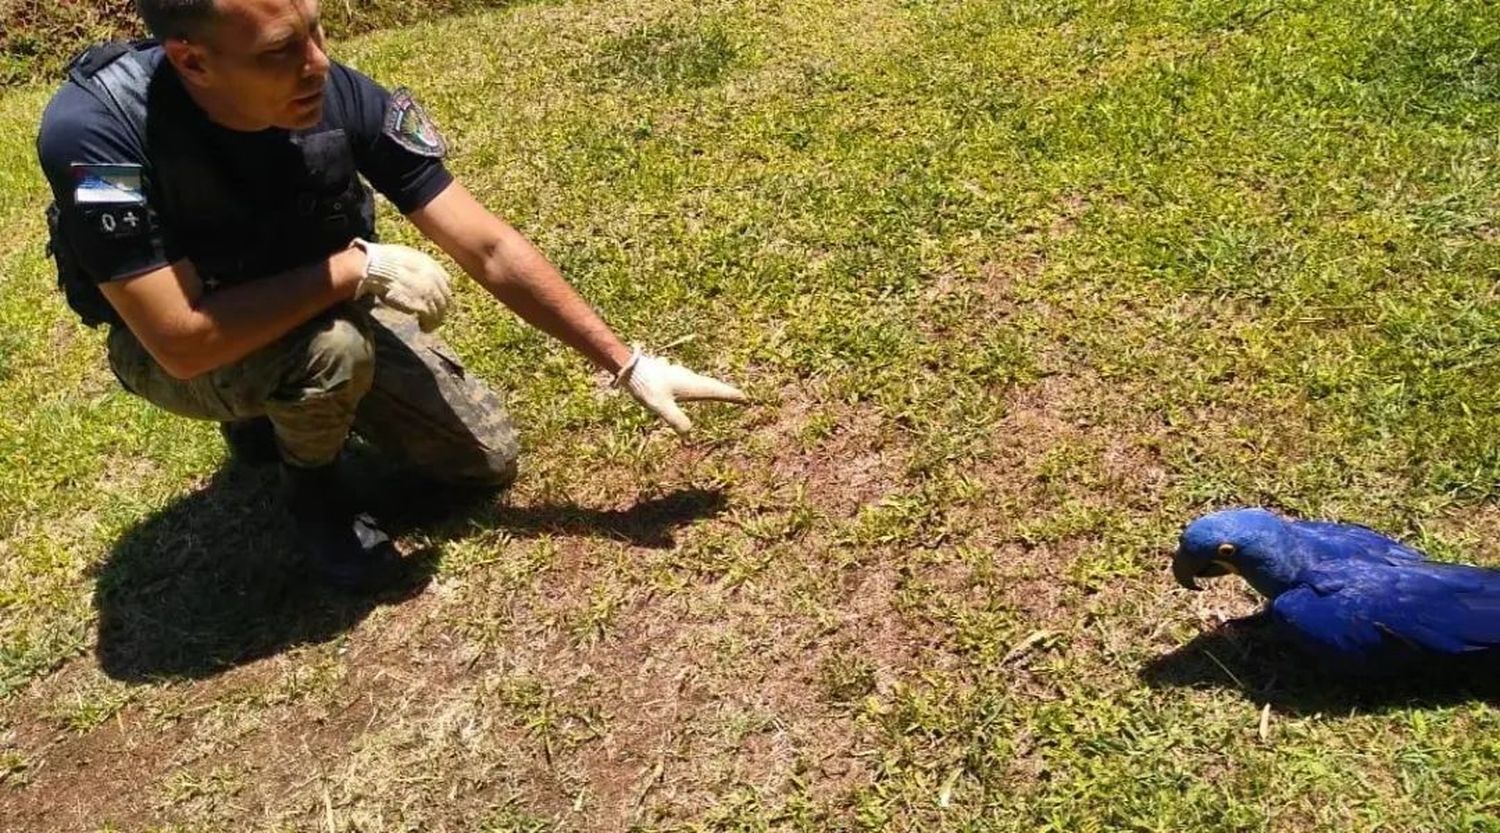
36, 0, 747, 589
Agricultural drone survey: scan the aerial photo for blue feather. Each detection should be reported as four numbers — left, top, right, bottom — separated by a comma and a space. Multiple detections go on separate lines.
1288, 520, 1429, 565
1175, 508, 1500, 667
1273, 562, 1500, 659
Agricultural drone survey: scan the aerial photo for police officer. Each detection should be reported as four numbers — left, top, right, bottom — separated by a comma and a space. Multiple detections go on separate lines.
36, 0, 748, 589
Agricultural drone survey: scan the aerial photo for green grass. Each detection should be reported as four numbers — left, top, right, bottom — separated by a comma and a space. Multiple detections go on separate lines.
2, 0, 1498, 830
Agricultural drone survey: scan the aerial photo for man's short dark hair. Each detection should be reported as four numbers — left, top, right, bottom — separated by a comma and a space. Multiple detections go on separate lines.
135, 0, 219, 40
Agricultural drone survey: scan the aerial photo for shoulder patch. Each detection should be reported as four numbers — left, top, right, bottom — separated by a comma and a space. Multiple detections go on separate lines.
68, 163, 154, 241
383, 88, 448, 158
72, 163, 146, 205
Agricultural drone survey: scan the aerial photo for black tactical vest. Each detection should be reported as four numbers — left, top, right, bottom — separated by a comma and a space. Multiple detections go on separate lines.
45, 41, 377, 328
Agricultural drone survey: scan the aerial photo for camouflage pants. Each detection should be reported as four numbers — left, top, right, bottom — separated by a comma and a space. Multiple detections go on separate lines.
106, 302, 519, 485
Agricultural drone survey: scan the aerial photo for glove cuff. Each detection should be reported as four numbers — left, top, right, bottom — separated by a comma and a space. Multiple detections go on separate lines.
612, 346, 645, 389
350, 238, 377, 296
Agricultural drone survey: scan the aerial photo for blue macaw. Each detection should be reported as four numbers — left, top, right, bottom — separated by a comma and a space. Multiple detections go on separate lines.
1173, 508, 1500, 667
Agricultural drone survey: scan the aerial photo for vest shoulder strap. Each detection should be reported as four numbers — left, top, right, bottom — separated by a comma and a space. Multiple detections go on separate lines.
67, 40, 157, 151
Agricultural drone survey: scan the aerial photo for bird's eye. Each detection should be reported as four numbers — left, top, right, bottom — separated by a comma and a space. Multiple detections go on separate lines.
1218, 543, 1236, 558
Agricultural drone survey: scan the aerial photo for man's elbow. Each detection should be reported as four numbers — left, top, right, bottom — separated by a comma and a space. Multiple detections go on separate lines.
147, 343, 211, 381
138, 321, 219, 381
477, 238, 519, 288
158, 354, 211, 381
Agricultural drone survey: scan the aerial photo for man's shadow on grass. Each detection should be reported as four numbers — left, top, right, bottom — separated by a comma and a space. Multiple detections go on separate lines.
1141, 614, 1500, 715
93, 460, 727, 683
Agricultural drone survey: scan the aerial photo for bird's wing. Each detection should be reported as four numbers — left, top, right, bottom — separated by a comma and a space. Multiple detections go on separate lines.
1272, 562, 1500, 660
1292, 520, 1428, 564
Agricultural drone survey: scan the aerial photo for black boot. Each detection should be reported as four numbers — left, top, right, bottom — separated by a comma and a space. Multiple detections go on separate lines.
280, 462, 400, 591
220, 417, 280, 466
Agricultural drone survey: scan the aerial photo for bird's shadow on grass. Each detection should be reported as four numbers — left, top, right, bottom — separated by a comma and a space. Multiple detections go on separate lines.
1141, 614, 1500, 715
93, 460, 727, 684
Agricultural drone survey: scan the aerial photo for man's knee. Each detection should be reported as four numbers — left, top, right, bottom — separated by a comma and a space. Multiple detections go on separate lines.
455, 447, 520, 488
439, 423, 521, 487
291, 310, 375, 401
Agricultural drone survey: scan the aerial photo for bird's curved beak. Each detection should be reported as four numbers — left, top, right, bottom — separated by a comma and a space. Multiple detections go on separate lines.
1172, 550, 1231, 591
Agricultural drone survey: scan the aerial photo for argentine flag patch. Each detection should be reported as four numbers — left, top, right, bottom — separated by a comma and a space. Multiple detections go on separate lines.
72, 163, 147, 204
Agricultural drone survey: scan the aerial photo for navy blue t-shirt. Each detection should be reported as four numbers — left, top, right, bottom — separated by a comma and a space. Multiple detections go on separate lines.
36, 44, 452, 289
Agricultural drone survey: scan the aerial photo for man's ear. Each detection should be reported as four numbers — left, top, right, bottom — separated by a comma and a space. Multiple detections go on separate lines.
163, 38, 213, 87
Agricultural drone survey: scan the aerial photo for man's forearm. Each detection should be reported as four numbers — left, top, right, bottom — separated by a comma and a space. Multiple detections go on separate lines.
156, 249, 365, 379
475, 226, 633, 375
407, 183, 747, 434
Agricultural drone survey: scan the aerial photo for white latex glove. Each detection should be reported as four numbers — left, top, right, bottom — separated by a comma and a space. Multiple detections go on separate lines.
351, 239, 453, 332
614, 347, 750, 435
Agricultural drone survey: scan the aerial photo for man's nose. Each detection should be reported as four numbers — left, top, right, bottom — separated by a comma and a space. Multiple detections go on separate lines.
304, 37, 331, 77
